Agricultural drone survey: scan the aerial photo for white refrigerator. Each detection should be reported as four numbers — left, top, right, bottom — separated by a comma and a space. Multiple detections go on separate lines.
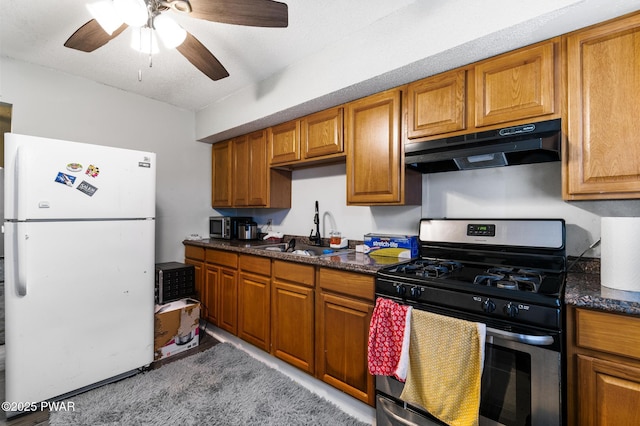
4, 133, 156, 416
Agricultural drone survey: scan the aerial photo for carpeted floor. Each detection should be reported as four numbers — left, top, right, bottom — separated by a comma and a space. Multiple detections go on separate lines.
49, 342, 369, 425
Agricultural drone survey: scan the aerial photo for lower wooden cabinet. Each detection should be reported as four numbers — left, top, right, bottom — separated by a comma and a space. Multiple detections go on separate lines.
184, 245, 205, 304
184, 244, 376, 406
316, 268, 375, 406
205, 249, 238, 335
567, 306, 640, 425
238, 255, 271, 351
271, 260, 315, 373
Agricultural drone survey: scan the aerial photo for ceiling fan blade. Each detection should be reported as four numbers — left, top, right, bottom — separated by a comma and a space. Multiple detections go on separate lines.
188, 0, 288, 27
64, 19, 128, 52
176, 32, 230, 81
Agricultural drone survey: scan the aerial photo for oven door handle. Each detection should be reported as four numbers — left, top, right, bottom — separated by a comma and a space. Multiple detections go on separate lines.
378, 397, 424, 426
486, 327, 555, 346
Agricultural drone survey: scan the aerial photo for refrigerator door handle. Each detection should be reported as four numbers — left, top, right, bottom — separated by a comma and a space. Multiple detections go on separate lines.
14, 224, 28, 296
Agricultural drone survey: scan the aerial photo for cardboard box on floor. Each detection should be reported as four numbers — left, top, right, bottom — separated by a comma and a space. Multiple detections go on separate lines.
154, 298, 200, 360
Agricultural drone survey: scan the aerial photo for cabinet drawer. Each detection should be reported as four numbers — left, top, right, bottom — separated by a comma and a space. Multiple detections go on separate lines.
205, 249, 238, 269
318, 268, 374, 301
239, 254, 271, 276
576, 308, 640, 361
273, 260, 315, 287
185, 245, 205, 261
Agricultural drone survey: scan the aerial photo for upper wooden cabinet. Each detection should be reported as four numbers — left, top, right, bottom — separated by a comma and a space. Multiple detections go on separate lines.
301, 107, 344, 160
233, 131, 269, 206
407, 69, 467, 139
474, 39, 558, 127
564, 12, 640, 200
211, 140, 233, 207
212, 130, 291, 208
406, 38, 560, 144
269, 120, 301, 165
268, 107, 345, 168
346, 88, 421, 205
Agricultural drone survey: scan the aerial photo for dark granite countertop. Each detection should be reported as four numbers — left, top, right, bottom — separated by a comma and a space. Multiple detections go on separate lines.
183, 243, 640, 317
183, 237, 405, 275
565, 258, 640, 316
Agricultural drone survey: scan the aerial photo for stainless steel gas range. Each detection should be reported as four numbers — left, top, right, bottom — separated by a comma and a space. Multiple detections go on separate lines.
375, 218, 567, 426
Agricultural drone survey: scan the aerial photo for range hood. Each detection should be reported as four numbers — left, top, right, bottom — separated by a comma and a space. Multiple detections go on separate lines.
405, 119, 561, 173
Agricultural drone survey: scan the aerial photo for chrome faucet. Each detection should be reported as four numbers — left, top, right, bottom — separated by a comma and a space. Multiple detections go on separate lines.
309, 200, 321, 246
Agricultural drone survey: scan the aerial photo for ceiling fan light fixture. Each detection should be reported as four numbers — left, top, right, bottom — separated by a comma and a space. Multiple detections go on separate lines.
113, 0, 149, 27
86, 1, 123, 35
131, 26, 159, 54
154, 14, 187, 48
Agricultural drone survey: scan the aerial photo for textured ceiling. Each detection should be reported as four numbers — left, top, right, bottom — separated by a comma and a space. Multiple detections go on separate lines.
2, 0, 640, 122
0, 0, 415, 111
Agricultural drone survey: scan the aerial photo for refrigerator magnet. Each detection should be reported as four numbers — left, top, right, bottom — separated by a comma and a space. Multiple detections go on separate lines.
85, 164, 100, 178
66, 163, 83, 172
55, 172, 76, 187
77, 180, 98, 197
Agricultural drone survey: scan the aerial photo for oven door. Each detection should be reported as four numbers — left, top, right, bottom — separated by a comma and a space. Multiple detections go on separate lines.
376, 327, 562, 426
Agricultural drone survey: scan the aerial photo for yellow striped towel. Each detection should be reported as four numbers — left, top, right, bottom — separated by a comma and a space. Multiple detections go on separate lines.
399, 310, 486, 426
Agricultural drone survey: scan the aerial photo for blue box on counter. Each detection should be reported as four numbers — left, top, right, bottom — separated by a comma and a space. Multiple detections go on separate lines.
363, 234, 419, 259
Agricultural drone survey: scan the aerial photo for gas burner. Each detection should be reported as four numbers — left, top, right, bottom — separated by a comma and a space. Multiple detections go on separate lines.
397, 258, 464, 278
474, 267, 544, 292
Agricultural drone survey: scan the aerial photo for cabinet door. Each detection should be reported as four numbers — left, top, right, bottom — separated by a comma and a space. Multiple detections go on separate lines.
271, 260, 315, 374
316, 291, 375, 406
302, 107, 344, 159
269, 120, 300, 165
577, 355, 640, 426
475, 40, 557, 127
184, 258, 204, 303
407, 69, 467, 139
346, 88, 402, 205
204, 264, 220, 325
211, 140, 232, 207
238, 271, 270, 351
247, 130, 269, 206
232, 135, 249, 206
218, 267, 238, 335
565, 13, 640, 199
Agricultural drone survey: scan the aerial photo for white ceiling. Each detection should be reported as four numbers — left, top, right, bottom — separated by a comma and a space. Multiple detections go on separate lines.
2, 0, 640, 130
0, 0, 417, 111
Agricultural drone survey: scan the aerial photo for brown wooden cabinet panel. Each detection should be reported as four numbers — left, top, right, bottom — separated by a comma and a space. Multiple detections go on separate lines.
474, 40, 557, 127
269, 120, 300, 165
577, 355, 640, 426
567, 306, 640, 426
302, 107, 344, 159
565, 12, 640, 199
233, 131, 269, 207
271, 278, 314, 373
184, 245, 205, 303
218, 267, 238, 335
238, 255, 271, 352
211, 141, 232, 207
204, 264, 220, 325
346, 88, 420, 205
316, 290, 374, 406
407, 69, 467, 139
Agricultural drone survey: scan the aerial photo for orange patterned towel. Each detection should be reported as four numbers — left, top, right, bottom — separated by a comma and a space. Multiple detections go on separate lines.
400, 310, 486, 426
367, 298, 412, 381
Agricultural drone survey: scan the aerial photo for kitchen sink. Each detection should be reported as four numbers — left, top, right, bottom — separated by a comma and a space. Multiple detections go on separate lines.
255, 242, 353, 257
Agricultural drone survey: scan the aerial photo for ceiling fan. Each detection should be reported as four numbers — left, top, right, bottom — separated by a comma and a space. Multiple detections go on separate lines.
64, 0, 288, 81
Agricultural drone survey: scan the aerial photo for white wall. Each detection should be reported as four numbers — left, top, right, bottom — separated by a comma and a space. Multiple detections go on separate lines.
0, 57, 211, 262
240, 162, 640, 258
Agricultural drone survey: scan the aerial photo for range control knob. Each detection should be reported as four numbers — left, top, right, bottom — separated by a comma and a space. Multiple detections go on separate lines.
504, 302, 519, 318
482, 299, 496, 313
395, 284, 406, 296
